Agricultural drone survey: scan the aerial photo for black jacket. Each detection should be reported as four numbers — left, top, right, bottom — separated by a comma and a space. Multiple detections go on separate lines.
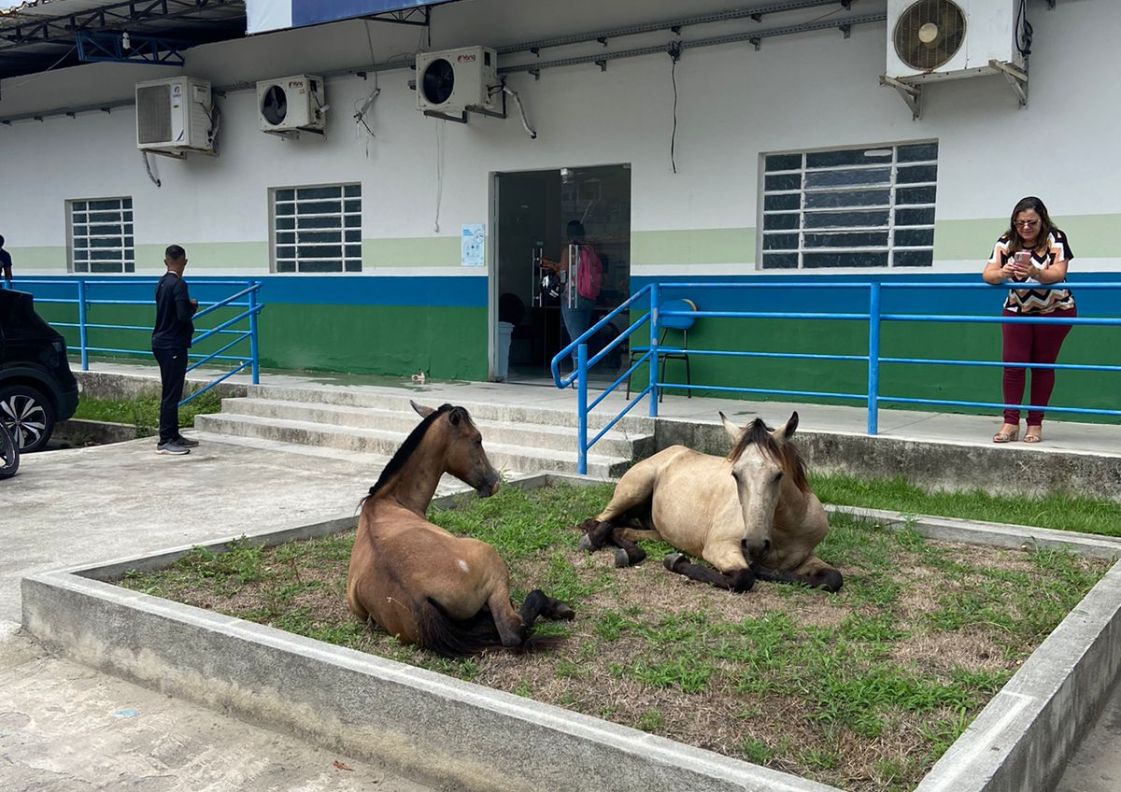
152, 272, 196, 349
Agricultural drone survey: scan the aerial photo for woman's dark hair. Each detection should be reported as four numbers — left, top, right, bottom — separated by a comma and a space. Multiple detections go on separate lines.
566, 220, 585, 242
1005, 196, 1057, 254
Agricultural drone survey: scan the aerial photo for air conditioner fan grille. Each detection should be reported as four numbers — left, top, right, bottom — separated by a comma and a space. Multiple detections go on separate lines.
894, 0, 967, 71
137, 84, 172, 144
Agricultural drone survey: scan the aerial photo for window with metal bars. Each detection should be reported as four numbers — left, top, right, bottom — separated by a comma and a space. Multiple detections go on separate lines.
69, 197, 135, 274
271, 184, 362, 273
760, 142, 938, 270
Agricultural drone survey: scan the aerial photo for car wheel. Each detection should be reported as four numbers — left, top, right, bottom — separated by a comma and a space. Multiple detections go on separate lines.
0, 422, 18, 479
0, 384, 56, 453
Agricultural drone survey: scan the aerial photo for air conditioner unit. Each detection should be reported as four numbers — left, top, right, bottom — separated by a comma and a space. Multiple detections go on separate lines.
415, 46, 502, 118
257, 75, 326, 134
886, 0, 1026, 83
135, 76, 214, 156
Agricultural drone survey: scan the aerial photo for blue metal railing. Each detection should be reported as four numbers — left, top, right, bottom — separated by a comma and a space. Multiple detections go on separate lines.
552, 280, 1121, 474
15, 278, 263, 406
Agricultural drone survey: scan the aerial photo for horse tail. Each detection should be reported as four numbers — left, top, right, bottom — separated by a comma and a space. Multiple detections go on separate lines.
414, 597, 506, 658
414, 598, 562, 658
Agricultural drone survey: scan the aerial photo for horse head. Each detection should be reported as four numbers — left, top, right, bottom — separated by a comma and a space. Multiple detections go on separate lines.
411, 401, 500, 497
721, 411, 800, 562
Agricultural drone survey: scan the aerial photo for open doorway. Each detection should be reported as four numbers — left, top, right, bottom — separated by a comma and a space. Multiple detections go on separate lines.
493, 164, 631, 383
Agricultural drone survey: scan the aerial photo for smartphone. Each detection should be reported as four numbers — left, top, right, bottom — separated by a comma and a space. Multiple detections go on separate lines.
1013, 251, 1032, 267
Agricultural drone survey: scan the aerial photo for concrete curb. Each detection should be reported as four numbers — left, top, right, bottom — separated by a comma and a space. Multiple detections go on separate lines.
656, 420, 1121, 502
20, 475, 1121, 792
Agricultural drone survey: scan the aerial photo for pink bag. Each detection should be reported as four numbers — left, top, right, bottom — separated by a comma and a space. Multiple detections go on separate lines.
576, 245, 602, 300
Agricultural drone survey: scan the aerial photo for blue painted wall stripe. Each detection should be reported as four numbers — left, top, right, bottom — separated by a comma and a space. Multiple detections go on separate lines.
18, 276, 488, 308
630, 273, 1121, 316
19, 272, 1121, 314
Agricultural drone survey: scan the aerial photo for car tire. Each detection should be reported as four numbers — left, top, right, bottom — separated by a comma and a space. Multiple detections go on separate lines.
0, 422, 18, 479
0, 384, 56, 453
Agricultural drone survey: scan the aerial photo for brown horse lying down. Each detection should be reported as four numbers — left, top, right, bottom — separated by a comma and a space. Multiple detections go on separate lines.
578, 411, 842, 593
346, 402, 574, 656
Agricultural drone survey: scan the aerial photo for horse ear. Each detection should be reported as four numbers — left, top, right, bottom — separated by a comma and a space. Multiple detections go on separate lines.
719, 411, 742, 444
776, 411, 799, 441
410, 400, 434, 418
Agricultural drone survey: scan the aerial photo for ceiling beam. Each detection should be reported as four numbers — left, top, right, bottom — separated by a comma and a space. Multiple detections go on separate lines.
0, 0, 243, 52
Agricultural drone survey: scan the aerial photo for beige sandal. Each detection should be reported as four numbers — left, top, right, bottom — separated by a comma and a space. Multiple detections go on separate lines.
993, 425, 1019, 444
1024, 427, 1042, 443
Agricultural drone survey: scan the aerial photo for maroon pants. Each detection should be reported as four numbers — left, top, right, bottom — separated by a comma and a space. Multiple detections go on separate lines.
1001, 307, 1076, 426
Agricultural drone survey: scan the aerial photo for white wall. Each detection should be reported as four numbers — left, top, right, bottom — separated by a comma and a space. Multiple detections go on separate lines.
0, 0, 1116, 275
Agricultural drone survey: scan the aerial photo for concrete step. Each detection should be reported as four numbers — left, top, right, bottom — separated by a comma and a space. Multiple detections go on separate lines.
191, 431, 554, 495
194, 413, 632, 478
243, 384, 654, 434
217, 397, 654, 459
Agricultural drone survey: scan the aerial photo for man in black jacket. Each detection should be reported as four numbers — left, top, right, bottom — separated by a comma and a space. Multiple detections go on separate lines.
151, 245, 198, 455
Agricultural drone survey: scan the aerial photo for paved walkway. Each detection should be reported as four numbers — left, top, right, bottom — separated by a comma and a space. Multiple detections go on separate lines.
1, 361, 1118, 791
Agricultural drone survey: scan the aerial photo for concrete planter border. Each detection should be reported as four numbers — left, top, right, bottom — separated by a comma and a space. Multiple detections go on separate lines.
20, 473, 1121, 792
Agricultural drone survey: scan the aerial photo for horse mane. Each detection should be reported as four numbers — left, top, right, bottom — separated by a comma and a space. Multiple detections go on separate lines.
727, 418, 810, 493
366, 403, 467, 500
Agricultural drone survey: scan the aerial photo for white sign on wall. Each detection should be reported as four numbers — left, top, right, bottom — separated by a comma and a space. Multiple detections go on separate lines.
461, 224, 485, 267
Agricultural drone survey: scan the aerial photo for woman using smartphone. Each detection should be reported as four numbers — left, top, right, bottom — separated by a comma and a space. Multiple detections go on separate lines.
982, 196, 1076, 444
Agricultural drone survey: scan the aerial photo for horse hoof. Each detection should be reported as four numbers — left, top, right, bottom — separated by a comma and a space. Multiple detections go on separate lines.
663, 553, 686, 572
553, 603, 576, 621
614, 547, 631, 568
813, 569, 844, 593
578, 534, 594, 552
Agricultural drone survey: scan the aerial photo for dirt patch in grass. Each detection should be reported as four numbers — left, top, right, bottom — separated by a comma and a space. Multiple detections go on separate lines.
119, 484, 1112, 792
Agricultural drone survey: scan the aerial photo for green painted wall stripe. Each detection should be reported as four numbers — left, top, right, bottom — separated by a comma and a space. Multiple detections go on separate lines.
362, 236, 462, 268
633, 228, 756, 266
8, 246, 67, 273
13, 212, 1121, 278
934, 213, 1121, 260
135, 242, 270, 271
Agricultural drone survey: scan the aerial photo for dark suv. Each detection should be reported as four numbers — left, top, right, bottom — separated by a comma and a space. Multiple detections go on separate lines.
0, 289, 79, 451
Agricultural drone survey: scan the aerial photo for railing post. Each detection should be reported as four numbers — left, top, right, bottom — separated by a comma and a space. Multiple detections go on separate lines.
867, 282, 881, 435
249, 281, 260, 384
648, 283, 660, 417
77, 279, 89, 371
577, 342, 588, 476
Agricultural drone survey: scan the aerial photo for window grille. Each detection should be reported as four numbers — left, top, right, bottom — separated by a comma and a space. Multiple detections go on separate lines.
760, 142, 938, 270
69, 197, 135, 274
272, 184, 362, 273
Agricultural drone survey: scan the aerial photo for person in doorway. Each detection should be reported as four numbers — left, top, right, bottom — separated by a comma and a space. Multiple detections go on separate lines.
0, 236, 13, 288
541, 220, 602, 371
982, 196, 1076, 444
151, 245, 199, 455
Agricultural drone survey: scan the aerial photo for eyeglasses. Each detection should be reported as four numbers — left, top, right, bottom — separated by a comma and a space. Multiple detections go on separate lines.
1015, 220, 1040, 228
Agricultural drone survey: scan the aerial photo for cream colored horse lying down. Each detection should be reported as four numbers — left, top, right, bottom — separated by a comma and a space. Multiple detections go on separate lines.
578, 412, 842, 593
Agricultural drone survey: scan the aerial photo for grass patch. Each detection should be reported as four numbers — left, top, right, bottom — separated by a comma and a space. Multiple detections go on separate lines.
815, 473, 1121, 538
118, 481, 1113, 792
73, 390, 223, 436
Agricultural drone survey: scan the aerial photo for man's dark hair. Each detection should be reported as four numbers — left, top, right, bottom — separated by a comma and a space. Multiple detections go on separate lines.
165, 244, 186, 261
566, 221, 585, 242
0, 236, 6, 247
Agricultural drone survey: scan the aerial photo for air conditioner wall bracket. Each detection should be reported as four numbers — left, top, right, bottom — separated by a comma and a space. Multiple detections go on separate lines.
880, 74, 922, 120
990, 59, 1029, 107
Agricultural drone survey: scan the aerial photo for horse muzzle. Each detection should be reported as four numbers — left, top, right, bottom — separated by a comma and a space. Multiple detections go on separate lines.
741, 537, 771, 563
476, 474, 500, 498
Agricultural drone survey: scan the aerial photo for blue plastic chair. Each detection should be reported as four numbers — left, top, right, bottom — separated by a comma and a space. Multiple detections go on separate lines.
627, 298, 696, 401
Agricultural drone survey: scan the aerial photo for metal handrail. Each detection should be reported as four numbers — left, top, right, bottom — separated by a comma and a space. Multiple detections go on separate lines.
12, 277, 263, 407
552, 279, 1121, 474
